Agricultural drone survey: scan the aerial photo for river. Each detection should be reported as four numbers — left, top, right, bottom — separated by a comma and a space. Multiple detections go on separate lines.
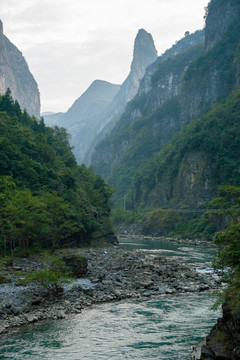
0, 238, 220, 360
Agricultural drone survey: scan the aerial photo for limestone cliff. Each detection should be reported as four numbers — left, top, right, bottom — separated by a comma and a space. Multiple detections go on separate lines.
139, 30, 204, 95
205, 0, 240, 50
114, 28, 158, 106
0, 20, 40, 118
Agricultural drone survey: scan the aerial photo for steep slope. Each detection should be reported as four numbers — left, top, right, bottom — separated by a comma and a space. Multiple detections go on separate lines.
133, 90, 240, 209
0, 20, 40, 118
55, 80, 120, 128
91, 0, 240, 209
44, 80, 120, 164
139, 30, 204, 95
91, 32, 204, 185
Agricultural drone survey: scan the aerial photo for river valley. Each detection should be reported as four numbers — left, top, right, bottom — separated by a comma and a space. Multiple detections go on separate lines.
0, 237, 221, 359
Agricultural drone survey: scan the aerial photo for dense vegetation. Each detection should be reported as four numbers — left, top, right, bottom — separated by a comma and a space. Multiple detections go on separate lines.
133, 89, 240, 207
108, 12, 240, 234
0, 90, 113, 257
111, 89, 240, 239
211, 186, 240, 310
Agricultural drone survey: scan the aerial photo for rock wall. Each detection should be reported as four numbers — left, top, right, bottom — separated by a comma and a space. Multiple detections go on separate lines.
198, 303, 240, 359
205, 0, 239, 50
152, 152, 216, 209
0, 21, 40, 118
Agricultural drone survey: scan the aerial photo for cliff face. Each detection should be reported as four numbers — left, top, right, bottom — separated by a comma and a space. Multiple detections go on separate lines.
205, 0, 239, 50
91, 0, 240, 209
0, 21, 40, 118
139, 30, 204, 95
199, 303, 240, 360
152, 152, 215, 209
116, 28, 158, 105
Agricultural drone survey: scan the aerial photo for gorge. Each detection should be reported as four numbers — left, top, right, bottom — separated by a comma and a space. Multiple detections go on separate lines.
0, 0, 240, 359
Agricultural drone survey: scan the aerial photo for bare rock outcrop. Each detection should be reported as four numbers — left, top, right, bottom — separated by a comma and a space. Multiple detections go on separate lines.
0, 20, 40, 117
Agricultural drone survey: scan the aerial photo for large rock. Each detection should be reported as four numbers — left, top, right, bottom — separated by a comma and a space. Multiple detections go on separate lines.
200, 302, 240, 359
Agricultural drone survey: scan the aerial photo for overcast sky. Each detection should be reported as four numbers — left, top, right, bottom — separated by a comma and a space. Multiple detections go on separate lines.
1, 0, 209, 113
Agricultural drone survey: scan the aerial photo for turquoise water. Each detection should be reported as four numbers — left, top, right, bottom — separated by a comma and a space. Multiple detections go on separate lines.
0, 239, 220, 360
119, 237, 216, 268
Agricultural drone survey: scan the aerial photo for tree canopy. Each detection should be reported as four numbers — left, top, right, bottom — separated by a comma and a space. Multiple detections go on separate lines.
0, 90, 114, 256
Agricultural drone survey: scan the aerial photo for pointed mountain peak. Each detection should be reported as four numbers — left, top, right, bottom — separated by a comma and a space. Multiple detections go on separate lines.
131, 28, 158, 73
0, 20, 3, 34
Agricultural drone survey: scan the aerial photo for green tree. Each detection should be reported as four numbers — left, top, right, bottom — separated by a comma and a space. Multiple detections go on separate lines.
212, 186, 240, 310
40, 192, 78, 252
0, 176, 16, 256
0, 91, 114, 254
2, 187, 46, 256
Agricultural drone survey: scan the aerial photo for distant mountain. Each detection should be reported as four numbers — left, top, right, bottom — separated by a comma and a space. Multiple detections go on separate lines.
44, 29, 158, 165
41, 112, 55, 117
0, 20, 40, 118
44, 80, 120, 163
83, 28, 158, 164
43, 112, 64, 126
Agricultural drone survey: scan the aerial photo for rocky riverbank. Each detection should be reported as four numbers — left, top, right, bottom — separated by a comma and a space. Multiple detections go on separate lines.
117, 233, 214, 246
0, 246, 220, 335
191, 302, 240, 360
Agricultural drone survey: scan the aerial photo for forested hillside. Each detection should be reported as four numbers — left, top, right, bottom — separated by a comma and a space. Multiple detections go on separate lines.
0, 90, 114, 256
91, 0, 240, 217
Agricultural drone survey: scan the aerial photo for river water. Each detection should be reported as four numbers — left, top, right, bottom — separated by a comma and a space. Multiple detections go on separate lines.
0, 238, 220, 360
